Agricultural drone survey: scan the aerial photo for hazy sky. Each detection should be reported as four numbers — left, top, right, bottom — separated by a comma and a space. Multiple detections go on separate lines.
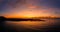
0, 0, 60, 18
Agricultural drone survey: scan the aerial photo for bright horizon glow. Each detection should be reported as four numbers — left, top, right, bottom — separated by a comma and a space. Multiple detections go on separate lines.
0, 0, 60, 18
4, 9, 58, 18
2, 4, 60, 18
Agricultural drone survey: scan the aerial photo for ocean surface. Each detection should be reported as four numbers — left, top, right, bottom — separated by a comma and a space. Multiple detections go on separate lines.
5, 18, 60, 32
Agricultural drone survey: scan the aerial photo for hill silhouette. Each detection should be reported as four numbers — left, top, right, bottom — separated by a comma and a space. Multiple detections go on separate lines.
0, 16, 45, 21
0, 16, 7, 32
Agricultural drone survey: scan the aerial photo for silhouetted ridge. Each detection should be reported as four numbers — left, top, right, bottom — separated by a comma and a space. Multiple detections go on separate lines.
6, 18, 44, 21
0, 16, 7, 32
0, 16, 6, 22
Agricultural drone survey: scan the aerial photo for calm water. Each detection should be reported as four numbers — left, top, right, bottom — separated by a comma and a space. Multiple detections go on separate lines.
5, 18, 60, 32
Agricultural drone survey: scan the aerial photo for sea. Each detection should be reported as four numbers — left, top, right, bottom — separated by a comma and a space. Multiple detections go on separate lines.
4, 18, 60, 32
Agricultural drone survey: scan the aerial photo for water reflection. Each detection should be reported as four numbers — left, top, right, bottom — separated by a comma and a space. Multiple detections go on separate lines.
5, 19, 60, 32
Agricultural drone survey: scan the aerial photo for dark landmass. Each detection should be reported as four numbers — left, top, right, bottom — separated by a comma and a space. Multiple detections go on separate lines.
0, 16, 60, 21
6, 18, 45, 21
0, 16, 45, 21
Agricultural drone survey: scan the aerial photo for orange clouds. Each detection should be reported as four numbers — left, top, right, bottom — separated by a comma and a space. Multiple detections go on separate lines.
3, 3, 57, 18
4, 8, 54, 18
26, 4, 40, 9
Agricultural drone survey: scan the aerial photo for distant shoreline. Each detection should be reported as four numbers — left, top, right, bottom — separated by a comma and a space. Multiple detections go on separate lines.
0, 16, 60, 21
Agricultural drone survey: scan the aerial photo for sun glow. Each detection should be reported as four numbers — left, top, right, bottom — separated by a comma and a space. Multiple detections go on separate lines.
4, 7, 57, 18
19, 10, 41, 18
23, 14, 36, 18
4, 10, 52, 18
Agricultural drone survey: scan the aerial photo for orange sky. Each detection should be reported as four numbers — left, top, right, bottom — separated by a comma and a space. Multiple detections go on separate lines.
4, 7, 56, 18
0, 0, 60, 18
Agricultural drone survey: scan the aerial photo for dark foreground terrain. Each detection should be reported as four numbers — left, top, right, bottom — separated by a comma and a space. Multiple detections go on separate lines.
0, 20, 60, 32
0, 16, 60, 32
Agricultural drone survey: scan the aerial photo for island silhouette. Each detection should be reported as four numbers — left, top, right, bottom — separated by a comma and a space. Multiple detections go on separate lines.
0, 16, 45, 21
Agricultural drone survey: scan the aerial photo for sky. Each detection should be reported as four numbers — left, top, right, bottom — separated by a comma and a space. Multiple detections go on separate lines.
0, 0, 60, 18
